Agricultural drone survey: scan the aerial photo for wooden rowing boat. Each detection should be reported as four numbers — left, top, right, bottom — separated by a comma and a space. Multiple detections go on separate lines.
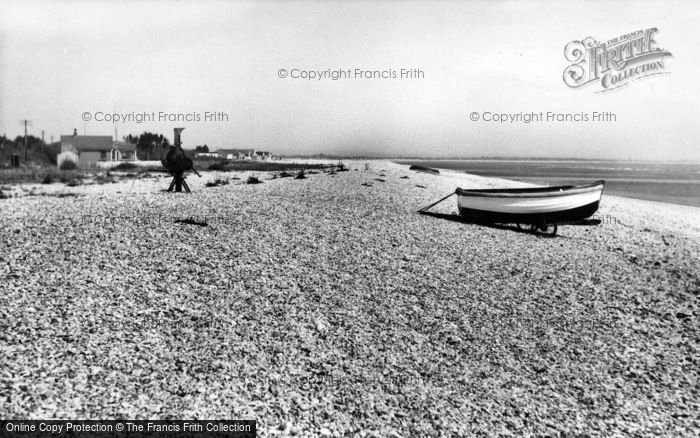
409, 165, 440, 175
456, 181, 605, 230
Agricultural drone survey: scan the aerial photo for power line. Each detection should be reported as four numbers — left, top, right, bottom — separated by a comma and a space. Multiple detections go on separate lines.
19, 119, 32, 163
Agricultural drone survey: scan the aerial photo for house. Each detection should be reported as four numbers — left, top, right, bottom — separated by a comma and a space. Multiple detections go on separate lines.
214, 148, 256, 160
57, 129, 136, 168
255, 151, 272, 160
110, 141, 137, 161
194, 152, 221, 159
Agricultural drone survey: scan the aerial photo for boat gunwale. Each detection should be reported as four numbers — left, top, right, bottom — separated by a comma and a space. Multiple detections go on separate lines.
456, 180, 605, 198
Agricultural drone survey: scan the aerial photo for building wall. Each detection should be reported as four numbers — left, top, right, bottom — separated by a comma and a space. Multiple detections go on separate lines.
79, 151, 101, 168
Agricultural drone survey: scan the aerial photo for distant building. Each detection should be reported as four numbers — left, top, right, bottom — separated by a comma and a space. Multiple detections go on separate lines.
214, 148, 256, 160
194, 152, 221, 159
57, 129, 136, 168
255, 151, 272, 160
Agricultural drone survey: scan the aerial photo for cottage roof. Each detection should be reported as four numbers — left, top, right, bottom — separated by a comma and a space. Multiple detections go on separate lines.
60, 135, 113, 152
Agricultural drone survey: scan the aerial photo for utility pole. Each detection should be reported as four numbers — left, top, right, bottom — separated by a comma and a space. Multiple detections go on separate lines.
20, 119, 31, 163
41, 130, 45, 154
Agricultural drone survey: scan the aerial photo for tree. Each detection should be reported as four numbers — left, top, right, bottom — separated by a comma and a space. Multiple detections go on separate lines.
195, 144, 209, 153
124, 134, 139, 144
0, 135, 56, 164
128, 132, 171, 160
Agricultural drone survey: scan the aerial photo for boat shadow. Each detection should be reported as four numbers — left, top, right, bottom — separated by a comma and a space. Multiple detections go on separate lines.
418, 211, 601, 235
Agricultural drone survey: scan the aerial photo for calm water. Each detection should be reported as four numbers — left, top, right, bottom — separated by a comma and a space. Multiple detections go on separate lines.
396, 160, 700, 207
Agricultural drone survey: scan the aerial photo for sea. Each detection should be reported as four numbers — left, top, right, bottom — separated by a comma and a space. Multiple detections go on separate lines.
395, 160, 700, 208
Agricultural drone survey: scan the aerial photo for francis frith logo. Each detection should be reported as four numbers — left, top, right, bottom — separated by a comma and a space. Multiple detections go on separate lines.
563, 28, 672, 92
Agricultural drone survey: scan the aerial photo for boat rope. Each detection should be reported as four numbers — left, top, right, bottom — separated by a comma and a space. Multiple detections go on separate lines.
418, 190, 457, 213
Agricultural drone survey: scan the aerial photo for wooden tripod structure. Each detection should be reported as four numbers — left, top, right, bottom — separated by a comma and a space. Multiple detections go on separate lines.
163, 127, 199, 193
167, 172, 191, 193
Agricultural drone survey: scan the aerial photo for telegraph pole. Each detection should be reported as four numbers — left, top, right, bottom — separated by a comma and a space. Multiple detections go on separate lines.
20, 119, 31, 163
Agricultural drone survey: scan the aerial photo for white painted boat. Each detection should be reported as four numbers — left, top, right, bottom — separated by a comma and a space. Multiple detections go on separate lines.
456, 180, 605, 225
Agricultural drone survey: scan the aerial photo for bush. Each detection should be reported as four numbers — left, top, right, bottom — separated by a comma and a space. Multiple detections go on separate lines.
205, 178, 229, 187
94, 173, 115, 184
279, 171, 293, 178
247, 175, 262, 184
113, 162, 137, 171
208, 161, 228, 171
41, 175, 53, 184
295, 169, 306, 179
59, 160, 78, 170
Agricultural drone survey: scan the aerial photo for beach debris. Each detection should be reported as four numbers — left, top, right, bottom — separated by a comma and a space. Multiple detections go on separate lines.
313, 317, 328, 334
174, 217, 208, 227
295, 169, 307, 180
361, 182, 373, 187
415, 185, 427, 188
374, 178, 386, 182
400, 176, 409, 179
247, 175, 262, 184
40, 192, 82, 198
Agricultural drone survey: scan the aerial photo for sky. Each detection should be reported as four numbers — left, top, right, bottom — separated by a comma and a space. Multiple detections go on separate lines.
1, 0, 699, 160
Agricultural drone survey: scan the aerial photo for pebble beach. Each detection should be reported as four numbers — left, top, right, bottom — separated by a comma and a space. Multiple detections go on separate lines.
1, 160, 698, 436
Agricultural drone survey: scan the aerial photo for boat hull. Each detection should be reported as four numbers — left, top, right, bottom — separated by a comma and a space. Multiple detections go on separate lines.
457, 181, 604, 225
459, 200, 600, 224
